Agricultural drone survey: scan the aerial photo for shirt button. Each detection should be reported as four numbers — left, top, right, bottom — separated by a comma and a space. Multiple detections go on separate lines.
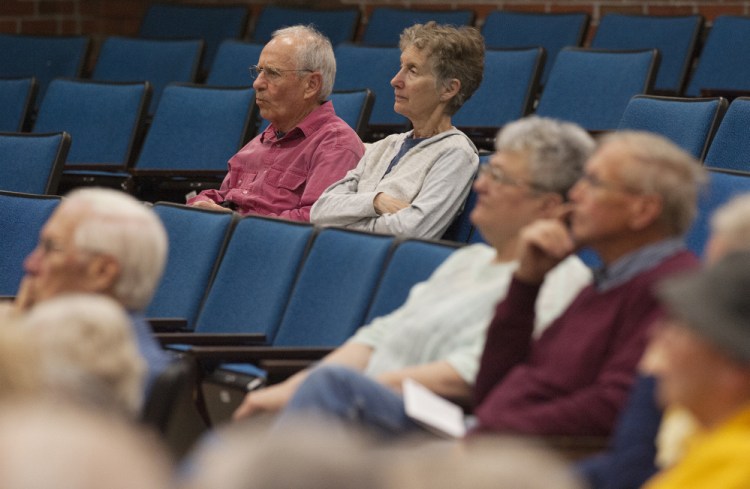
243, 190, 248, 195
238, 179, 242, 184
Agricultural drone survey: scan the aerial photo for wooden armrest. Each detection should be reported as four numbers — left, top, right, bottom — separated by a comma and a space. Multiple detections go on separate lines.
156, 333, 267, 346
185, 345, 335, 362
63, 164, 128, 172
700, 88, 749, 100
147, 317, 189, 333
541, 435, 609, 461
129, 169, 226, 179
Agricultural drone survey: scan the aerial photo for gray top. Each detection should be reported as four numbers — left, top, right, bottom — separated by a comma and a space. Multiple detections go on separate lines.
310, 128, 479, 239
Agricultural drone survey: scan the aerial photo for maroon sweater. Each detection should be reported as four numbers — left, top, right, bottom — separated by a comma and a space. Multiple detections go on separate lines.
473, 250, 698, 436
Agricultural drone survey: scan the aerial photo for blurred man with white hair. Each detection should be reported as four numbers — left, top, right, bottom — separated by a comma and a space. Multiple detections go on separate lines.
15, 187, 170, 391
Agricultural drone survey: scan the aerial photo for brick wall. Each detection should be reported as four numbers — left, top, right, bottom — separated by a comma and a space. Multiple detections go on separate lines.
1, 0, 749, 40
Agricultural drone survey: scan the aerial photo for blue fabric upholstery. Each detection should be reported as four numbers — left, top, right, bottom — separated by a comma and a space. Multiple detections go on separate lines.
442, 154, 485, 243
272, 228, 394, 347
535, 48, 658, 131
685, 16, 750, 96
363, 239, 457, 323
252, 6, 360, 45
453, 47, 544, 145
92, 37, 203, 114
135, 84, 255, 172
146, 203, 236, 330
193, 216, 314, 341
362, 7, 474, 46
481, 11, 589, 84
686, 170, 750, 256
205, 40, 262, 87
139, 3, 248, 72
592, 14, 703, 94
34, 79, 150, 166
617, 95, 727, 161
0, 132, 69, 195
704, 97, 750, 173
0, 77, 37, 132
0, 191, 60, 295
334, 44, 405, 129
0, 34, 89, 105
328, 89, 374, 138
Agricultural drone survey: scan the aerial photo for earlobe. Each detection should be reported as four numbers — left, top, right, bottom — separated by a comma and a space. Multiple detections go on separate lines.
86, 255, 121, 294
441, 79, 461, 101
630, 195, 663, 230
304, 72, 323, 100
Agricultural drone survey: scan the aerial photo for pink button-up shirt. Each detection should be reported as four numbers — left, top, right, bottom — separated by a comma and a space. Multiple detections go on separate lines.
188, 101, 364, 221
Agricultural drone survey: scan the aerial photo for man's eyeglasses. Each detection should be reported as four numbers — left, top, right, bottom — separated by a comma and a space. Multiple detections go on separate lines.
479, 164, 550, 193
248, 65, 313, 82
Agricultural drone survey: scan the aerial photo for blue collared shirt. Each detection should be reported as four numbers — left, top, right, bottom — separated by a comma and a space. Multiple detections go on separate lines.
593, 238, 687, 291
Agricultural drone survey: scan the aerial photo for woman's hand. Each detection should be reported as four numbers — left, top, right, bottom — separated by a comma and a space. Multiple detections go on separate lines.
374, 192, 410, 215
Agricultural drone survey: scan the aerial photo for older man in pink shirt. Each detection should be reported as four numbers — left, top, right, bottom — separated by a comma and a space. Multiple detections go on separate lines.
187, 25, 364, 221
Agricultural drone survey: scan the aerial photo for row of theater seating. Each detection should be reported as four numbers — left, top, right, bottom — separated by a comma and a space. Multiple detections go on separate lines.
4, 11, 750, 139
3, 89, 750, 218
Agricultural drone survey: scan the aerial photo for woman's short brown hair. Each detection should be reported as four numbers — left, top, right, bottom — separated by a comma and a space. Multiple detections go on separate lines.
400, 21, 485, 115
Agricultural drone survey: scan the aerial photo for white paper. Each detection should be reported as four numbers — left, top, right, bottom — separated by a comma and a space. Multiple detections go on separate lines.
403, 378, 467, 438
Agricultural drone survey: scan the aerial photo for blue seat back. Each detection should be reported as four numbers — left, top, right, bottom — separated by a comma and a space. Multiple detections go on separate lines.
362, 8, 474, 46
617, 95, 727, 161
147, 203, 236, 330
364, 239, 457, 323
273, 228, 394, 347
0, 191, 60, 295
252, 6, 360, 45
334, 44, 405, 128
0, 77, 37, 132
481, 11, 589, 84
135, 84, 255, 171
206, 40, 262, 87
139, 3, 248, 72
329, 89, 374, 138
194, 217, 314, 338
34, 79, 150, 166
535, 48, 659, 131
0, 34, 89, 104
686, 170, 750, 256
442, 155, 485, 243
453, 47, 544, 131
92, 37, 203, 114
685, 16, 750, 96
0, 132, 69, 195
592, 14, 703, 94
704, 97, 750, 173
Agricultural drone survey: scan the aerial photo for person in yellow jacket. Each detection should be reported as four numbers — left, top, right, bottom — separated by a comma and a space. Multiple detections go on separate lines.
643, 251, 750, 489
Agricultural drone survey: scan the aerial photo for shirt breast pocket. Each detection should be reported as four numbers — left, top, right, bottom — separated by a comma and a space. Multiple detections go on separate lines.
230, 169, 258, 189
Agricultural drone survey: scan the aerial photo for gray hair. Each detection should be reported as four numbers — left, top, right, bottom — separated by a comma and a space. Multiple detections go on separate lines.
64, 188, 168, 311
400, 22, 485, 115
23, 294, 146, 417
272, 25, 336, 101
599, 131, 706, 235
496, 116, 595, 198
711, 193, 750, 250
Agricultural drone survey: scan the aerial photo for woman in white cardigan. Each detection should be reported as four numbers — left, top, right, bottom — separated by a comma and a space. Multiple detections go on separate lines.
311, 22, 484, 239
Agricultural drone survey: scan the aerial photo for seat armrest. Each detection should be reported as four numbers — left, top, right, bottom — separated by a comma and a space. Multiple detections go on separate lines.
185, 345, 335, 362
148, 318, 189, 333
156, 333, 267, 346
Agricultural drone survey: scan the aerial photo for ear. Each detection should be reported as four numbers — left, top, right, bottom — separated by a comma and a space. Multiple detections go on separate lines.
537, 192, 564, 218
628, 194, 664, 230
440, 78, 461, 102
84, 254, 121, 295
303, 72, 323, 101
